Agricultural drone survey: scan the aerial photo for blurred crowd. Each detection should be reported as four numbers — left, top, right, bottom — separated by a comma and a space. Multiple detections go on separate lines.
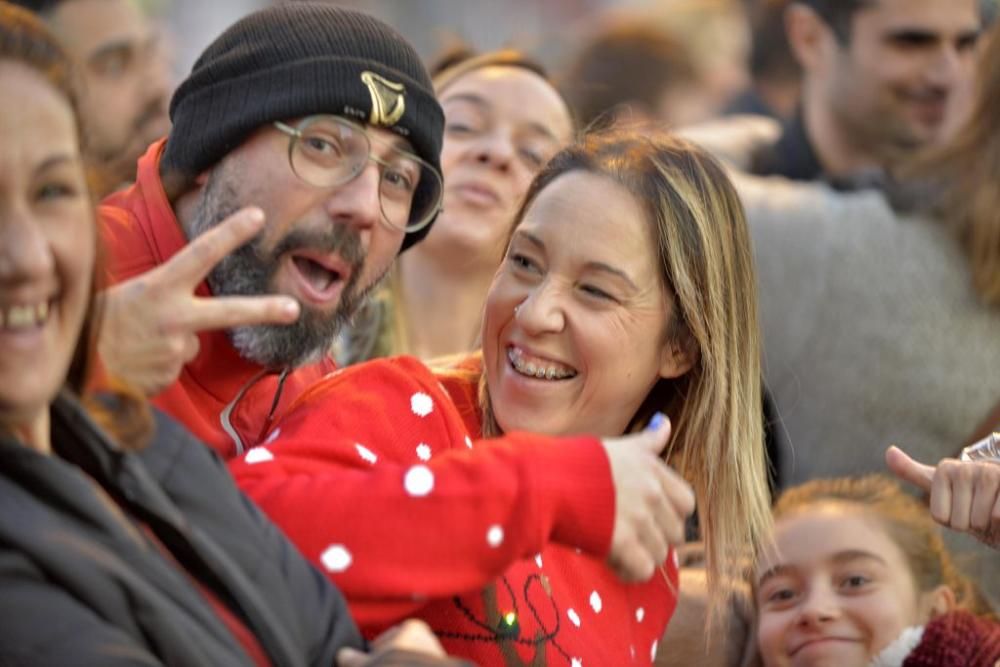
0, 0, 998, 666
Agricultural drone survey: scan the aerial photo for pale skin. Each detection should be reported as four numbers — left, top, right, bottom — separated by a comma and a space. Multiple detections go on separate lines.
886, 445, 1000, 549
396, 64, 573, 359
604, 416, 697, 582
337, 619, 450, 666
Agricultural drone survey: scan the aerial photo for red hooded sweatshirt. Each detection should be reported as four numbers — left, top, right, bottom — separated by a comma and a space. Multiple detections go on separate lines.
99, 140, 335, 458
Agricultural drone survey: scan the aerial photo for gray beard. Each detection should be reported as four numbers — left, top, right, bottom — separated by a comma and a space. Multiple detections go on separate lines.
188, 170, 379, 368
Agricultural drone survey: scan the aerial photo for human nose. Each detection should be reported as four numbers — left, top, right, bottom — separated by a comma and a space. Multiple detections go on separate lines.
323, 160, 381, 232
472, 128, 515, 172
514, 279, 565, 334
0, 204, 54, 284
925, 44, 968, 88
795, 585, 840, 628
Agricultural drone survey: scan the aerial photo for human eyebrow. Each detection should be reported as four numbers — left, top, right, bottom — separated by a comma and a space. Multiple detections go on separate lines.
884, 29, 939, 47
955, 30, 981, 49
34, 154, 76, 176
512, 229, 546, 252
831, 550, 888, 567
441, 92, 491, 112
582, 261, 639, 292
757, 563, 793, 586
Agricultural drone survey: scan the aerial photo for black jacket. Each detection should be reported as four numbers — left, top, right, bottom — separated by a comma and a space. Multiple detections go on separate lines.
0, 394, 363, 666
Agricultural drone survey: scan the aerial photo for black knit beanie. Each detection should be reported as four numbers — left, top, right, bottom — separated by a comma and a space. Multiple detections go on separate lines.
162, 2, 444, 249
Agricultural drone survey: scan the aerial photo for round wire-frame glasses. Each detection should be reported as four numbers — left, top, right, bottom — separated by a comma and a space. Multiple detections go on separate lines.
273, 115, 442, 233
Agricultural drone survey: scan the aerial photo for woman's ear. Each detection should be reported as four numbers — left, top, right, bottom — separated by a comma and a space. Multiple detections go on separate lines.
659, 335, 697, 380
922, 584, 957, 620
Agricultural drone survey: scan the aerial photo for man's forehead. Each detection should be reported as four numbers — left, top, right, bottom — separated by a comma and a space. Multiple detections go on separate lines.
859, 0, 981, 35
50, 0, 153, 57
364, 122, 417, 154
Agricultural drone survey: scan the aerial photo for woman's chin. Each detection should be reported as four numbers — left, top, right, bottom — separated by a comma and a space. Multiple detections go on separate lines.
421, 214, 509, 261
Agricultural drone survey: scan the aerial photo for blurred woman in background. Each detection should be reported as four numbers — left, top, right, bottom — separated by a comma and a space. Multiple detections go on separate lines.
337, 49, 574, 364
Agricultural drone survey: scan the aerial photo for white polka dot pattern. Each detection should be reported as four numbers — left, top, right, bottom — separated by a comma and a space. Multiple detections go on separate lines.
245, 447, 274, 464
355, 443, 377, 464
589, 591, 602, 613
464, 436, 473, 449
534, 553, 543, 568
410, 392, 433, 417
263, 428, 281, 445
571, 659, 582, 667
567, 608, 581, 627
651, 640, 658, 661
404, 465, 434, 497
486, 525, 504, 547
635, 607, 645, 623
320, 544, 352, 573
416, 443, 432, 461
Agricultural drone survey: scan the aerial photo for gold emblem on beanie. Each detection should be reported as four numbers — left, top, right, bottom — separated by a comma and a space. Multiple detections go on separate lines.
361, 71, 406, 127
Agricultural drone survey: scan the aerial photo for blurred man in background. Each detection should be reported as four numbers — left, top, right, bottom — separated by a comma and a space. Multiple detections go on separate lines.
10, 0, 172, 194
754, 0, 981, 183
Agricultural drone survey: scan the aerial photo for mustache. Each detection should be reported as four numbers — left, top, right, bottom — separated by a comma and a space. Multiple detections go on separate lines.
262, 225, 365, 274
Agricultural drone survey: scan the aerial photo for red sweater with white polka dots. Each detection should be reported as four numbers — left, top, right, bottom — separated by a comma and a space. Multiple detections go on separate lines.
229, 355, 677, 666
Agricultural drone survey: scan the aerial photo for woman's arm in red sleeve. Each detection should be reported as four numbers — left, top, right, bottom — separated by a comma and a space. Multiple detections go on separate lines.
228, 358, 615, 632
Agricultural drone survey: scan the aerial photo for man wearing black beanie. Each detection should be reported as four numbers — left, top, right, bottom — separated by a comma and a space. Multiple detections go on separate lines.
97, 3, 446, 459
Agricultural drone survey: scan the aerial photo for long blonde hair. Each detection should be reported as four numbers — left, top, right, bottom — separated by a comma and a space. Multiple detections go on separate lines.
481, 128, 772, 627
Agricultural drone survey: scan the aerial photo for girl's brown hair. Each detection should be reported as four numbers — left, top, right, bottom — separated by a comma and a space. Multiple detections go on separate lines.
480, 127, 772, 628
774, 475, 997, 619
0, 3, 150, 449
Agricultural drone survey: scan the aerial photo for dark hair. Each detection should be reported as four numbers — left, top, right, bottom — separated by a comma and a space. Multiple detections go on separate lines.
3, 0, 65, 15
748, 0, 800, 81
0, 2, 151, 449
561, 22, 698, 130
792, 0, 873, 42
774, 475, 997, 620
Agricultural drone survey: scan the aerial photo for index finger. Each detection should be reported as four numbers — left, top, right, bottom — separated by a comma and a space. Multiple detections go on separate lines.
180, 293, 300, 332
885, 445, 934, 492
151, 207, 266, 288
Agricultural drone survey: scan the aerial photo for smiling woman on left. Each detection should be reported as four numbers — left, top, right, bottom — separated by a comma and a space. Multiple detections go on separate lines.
0, 29, 93, 454
0, 5, 474, 665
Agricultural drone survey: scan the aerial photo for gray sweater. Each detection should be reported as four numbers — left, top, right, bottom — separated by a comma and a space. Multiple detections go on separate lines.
734, 173, 1000, 603
735, 175, 1000, 481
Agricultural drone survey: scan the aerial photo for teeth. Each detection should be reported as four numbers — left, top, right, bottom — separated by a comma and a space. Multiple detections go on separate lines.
1, 300, 51, 331
507, 347, 576, 380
